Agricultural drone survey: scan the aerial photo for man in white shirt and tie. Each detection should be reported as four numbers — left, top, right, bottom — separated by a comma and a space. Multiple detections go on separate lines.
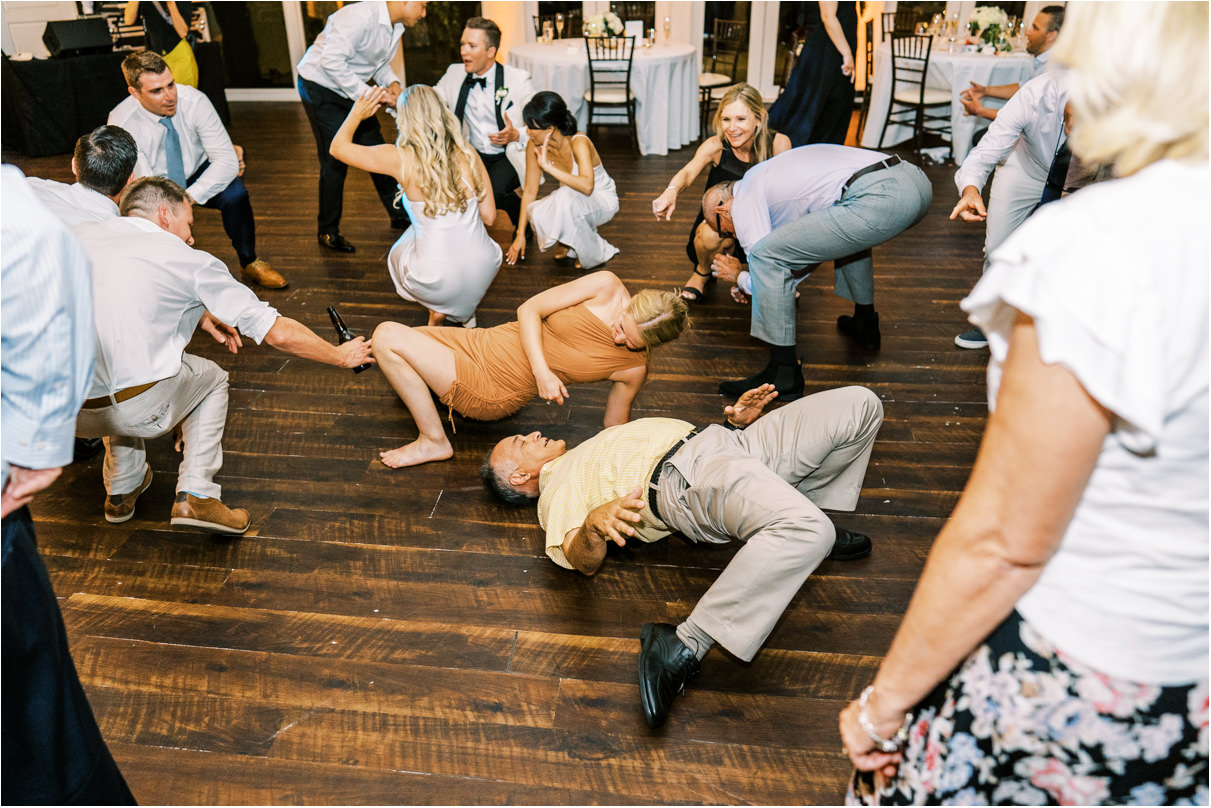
72, 176, 373, 535
109, 50, 287, 290
296, 0, 429, 252
25, 125, 137, 226
434, 16, 536, 234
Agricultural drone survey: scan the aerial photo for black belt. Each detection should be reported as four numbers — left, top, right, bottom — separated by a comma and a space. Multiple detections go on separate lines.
842, 154, 902, 193
647, 429, 698, 524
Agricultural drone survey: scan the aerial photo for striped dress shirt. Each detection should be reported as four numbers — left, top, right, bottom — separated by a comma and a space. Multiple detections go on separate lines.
1, 166, 96, 489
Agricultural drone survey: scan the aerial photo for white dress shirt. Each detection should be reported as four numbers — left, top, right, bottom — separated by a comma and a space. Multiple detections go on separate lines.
71, 216, 279, 398
25, 178, 118, 226
955, 71, 1069, 191
109, 85, 238, 205
730, 145, 892, 252
1, 167, 95, 488
1031, 48, 1051, 80
463, 65, 506, 155
296, 0, 403, 101
964, 159, 1209, 684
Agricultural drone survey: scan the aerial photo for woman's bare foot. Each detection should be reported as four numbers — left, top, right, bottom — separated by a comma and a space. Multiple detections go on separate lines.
379, 436, 454, 468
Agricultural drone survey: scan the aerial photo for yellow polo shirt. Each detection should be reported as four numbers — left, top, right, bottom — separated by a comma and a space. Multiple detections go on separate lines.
538, 418, 695, 569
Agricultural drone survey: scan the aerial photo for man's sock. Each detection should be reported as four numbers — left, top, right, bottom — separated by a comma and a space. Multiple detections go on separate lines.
676, 618, 716, 660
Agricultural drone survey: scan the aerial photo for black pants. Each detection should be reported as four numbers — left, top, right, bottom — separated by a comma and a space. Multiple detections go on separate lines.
479, 150, 521, 228
2, 507, 136, 805
188, 164, 256, 267
297, 76, 406, 235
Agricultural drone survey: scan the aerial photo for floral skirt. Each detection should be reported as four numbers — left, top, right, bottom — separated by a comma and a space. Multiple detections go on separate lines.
847, 611, 1208, 805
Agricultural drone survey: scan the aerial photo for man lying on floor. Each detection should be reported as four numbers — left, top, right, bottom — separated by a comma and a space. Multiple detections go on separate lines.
481, 383, 883, 728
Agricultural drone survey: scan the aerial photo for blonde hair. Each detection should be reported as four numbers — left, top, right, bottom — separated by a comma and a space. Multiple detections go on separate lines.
711, 83, 774, 164
1051, 2, 1207, 177
627, 289, 690, 349
394, 84, 487, 218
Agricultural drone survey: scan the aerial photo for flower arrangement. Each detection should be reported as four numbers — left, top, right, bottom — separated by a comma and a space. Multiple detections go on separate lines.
585, 11, 624, 36
967, 5, 1009, 45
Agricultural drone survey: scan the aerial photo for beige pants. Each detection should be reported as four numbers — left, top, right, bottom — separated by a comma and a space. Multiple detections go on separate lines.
655, 386, 883, 661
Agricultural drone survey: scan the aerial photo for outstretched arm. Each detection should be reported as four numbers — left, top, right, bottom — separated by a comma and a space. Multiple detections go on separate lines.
329, 87, 401, 178
652, 138, 723, 220
506, 141, 543, 265
263, 316, 375, 369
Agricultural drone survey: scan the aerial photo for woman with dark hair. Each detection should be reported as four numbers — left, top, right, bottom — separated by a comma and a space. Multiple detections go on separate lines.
505, 91, 619, 270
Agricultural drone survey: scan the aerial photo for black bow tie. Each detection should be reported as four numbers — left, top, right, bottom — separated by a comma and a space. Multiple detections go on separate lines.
465, 75, 487, 90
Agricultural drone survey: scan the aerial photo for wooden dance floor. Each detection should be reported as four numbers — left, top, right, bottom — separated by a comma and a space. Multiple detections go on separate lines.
8, 102, 990, 805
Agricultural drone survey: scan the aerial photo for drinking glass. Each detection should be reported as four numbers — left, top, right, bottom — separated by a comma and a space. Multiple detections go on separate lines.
915, 21, 928, 35
646, 27, 655, 47
663, 16, 671, 42
542, 20, 553, 43
555, 13, 564, 39
930, 13, 944, 36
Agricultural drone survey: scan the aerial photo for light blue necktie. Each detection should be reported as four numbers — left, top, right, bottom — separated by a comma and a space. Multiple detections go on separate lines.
160, 117, 187, 187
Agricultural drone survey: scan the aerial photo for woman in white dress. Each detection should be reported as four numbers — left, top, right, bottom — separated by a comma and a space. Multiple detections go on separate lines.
331, 84, 502, 327
505, 91, 618, 270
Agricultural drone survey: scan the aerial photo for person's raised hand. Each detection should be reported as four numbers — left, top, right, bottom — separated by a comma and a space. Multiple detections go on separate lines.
724, 383, 778, 426
352, 87, 389, 120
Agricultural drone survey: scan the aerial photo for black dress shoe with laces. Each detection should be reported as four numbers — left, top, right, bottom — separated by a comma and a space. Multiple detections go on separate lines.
318, 233, 356, 253
827, 527, 873, 561
836, 312, 881, 350
718, 360, 804, 401
638, 622, 701, 729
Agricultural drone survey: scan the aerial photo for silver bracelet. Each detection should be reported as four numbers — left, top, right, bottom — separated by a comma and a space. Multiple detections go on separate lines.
665, 183, 679, 192
857, 685, 910, 753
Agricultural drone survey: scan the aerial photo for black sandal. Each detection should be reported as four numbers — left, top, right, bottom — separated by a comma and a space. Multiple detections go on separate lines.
680, 285, 705, 303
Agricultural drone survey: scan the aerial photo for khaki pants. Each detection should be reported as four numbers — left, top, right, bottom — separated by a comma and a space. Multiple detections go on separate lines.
655, 386, 883, 661
75, 354, 228, 500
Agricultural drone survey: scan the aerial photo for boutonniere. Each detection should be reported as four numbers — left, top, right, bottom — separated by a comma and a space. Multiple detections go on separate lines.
495, 87, 509, 104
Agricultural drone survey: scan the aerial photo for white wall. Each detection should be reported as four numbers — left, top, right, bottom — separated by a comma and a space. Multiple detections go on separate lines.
2, 1, 80, 57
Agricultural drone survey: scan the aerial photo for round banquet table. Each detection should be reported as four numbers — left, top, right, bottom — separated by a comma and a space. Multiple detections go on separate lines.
860, 39, 1036, 163
507, 39, 699, 156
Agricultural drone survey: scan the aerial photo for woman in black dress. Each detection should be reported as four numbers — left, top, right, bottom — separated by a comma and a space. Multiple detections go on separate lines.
651, 84, 792, 302
769, 1, 858, 146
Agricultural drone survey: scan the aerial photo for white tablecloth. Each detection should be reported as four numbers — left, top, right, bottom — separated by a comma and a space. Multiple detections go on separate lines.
861, 40, 1035, 163
508, 39, 699, 156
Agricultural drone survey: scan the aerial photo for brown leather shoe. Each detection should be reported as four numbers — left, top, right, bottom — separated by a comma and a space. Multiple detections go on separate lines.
104, 466, 153, 523
241, 258, 288, 289
169, 492, 250, 534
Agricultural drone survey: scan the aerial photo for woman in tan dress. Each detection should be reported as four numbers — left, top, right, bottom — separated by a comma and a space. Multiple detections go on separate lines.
372, 271, 689, 468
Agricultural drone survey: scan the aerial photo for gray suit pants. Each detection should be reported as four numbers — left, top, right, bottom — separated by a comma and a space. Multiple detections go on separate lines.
654, 386, 883, 661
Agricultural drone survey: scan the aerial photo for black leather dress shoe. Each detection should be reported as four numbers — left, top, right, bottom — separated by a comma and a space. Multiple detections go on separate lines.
318, 233, 356, 253
836, 312, 881, 350
828, 527, 873, 561
718, 361, 804, 401
638, 622, 700, 729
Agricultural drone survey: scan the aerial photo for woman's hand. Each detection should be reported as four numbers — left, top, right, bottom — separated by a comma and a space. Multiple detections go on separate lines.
652, 188, 677, 220
536, 131, 556, 173
535, 369, 569, 405
506, 235, 526, 265
351, 87, 389, 121
839, 695, 904, 778
841, 53, 855, 81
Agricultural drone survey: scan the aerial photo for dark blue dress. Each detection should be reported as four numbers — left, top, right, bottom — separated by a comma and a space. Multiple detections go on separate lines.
768, 2, 859, 146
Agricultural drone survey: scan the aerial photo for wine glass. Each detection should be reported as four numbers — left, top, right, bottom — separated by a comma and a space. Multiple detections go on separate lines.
542, 20, 553, 43
555, 13, 564, 40
663, 16, 671, 42
930, 13, 944, 36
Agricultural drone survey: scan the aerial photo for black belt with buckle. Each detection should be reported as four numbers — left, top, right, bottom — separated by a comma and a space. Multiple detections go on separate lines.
647, 428, 698, 524
842, 154, 902, 193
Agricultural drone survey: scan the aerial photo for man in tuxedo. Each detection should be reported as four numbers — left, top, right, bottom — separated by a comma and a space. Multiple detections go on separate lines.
110, 50, 288, 289
434, 16, 536, 233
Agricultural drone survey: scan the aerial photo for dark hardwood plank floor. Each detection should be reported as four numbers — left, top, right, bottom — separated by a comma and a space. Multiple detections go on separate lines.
6, 102, 989, 805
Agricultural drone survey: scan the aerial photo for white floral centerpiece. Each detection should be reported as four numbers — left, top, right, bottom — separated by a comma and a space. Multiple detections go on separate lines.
967, 5, 1011, 50
585, 11, 624, 37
